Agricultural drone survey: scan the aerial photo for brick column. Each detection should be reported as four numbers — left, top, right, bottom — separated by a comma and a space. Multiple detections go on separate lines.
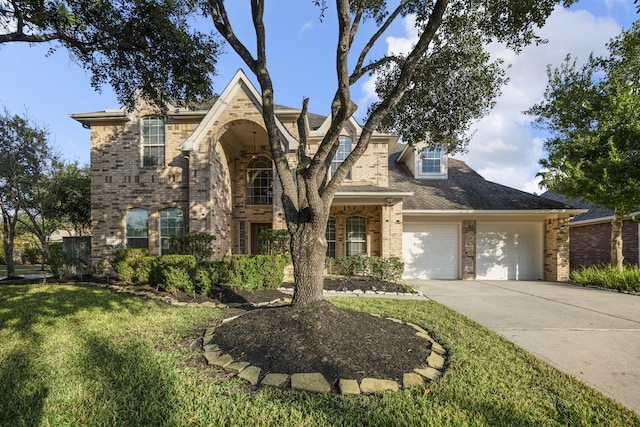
544, 218, 570, 281
462, 220, 476, 280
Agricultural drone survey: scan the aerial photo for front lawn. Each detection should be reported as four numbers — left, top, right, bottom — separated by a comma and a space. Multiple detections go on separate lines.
0, 264, 48, 277
0, 284, 637, 426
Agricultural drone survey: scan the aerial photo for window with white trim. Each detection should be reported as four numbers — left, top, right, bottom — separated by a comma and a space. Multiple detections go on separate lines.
159, 208, 184, 255
125, 208, 149, 249
326, 217, 336, 259
417, 147, 447, 179
141, 116, 165, 167
330, 136, 352, 180
346, 216, 366, 256
246, 156, 273, 205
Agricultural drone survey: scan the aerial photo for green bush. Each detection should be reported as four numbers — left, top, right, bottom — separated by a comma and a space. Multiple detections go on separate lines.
571, 264, 640, 293
22, 246, 41, 264
221, 255, 288, 290
167, 233, 216, 262
337, 256, 369, 278
152, 255, 197, 294
368, 256, 404, 282
197, 260, 226, 295
257, 229, 290, 256
48, 242, 65, 278
112, 248, 150, 283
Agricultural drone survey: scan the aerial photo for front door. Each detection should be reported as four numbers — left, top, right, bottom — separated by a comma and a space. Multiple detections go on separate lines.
251, 223, 271, 254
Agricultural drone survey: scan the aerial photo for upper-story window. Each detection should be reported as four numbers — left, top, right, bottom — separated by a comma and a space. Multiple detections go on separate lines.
159, 208, 184, 255
330, 136, 352, 180
125, 208, 149, 249
417, 147, 447, 179
246, 156, 273, 205
141, 116, 165, 167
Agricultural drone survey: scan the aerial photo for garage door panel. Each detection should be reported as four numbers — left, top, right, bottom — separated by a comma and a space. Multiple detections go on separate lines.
477, 223, 542, 280
403, 224, 459, 280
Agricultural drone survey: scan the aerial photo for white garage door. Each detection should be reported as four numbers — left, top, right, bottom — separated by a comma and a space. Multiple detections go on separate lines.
403, 223, 459, 280
476, 223, 543, 280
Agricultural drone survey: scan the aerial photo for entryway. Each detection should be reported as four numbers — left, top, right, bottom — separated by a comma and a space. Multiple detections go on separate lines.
250, 223, 271, 254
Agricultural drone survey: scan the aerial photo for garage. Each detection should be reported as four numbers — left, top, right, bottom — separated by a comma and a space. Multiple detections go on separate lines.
403, 223, 459, 279
476, 222, 543, 280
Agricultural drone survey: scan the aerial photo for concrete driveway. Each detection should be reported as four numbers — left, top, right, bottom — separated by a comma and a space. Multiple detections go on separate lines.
406, 279, 640, 414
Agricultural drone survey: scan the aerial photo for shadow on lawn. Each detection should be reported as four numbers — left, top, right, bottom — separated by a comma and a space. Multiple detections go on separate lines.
0, 348, 49, 426
0, 284, 150, 340
76, 333, 180, 426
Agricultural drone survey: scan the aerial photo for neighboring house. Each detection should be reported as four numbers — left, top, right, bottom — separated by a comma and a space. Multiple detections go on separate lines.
71, 70, 582, 281
542, 191, 639, 269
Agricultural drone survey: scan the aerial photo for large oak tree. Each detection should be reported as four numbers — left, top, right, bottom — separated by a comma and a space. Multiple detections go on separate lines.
207, 0, 572, 307
528, 22, 640, 271
3, 1, 572, 305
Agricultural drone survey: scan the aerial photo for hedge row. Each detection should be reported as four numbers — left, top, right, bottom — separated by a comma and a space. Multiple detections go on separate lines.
325, 256, 404, 282
113, 249, 289, 295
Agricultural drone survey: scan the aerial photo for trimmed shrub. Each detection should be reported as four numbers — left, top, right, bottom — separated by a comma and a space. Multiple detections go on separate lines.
112, 248, 150, 283
167, 233, 216, 262
368, 256, 404, 282
152, 254, 197, 294
197, 260, 226, 295
337, 256, 369, 278
22, 246, 41, 265
221, 255, 289, 290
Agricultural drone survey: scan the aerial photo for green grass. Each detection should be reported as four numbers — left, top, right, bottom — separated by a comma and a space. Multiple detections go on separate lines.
0, 285, 637, 426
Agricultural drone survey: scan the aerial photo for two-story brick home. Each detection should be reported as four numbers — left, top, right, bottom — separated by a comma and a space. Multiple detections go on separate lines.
71, 70, 582, 281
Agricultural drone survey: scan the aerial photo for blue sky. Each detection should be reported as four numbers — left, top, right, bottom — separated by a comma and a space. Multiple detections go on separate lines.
0, 1, 637, 192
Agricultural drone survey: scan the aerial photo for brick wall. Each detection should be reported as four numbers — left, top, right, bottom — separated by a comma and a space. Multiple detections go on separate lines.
570, 220, 639, 269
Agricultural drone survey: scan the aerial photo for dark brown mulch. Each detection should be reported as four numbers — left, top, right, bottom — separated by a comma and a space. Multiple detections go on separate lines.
212, 300, 431, 389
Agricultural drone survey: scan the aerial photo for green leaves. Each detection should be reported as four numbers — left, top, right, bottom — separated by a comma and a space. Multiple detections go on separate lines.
528, 22, 640, 216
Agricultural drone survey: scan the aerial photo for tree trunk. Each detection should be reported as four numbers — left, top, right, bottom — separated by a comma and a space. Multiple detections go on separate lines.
610, 212, 624, 272
290, 222, 328, 308
2, 214, 17, 278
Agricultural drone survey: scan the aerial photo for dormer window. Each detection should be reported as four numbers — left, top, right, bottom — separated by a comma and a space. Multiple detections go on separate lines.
417, 147, 447, 179
141, 116, 165, 167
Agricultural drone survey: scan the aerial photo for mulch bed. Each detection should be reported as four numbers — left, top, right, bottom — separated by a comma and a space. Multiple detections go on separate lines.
1, 274, 433, 389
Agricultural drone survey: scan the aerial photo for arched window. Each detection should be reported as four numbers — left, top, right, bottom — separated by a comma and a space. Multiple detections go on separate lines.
326, 217, 336, 259
125, 208, 149, 249
346, 216, 366, 256
141, 116, 165, 167
330, 136, 352, 179
159, 208, 184, 255
246, 156, 273, 205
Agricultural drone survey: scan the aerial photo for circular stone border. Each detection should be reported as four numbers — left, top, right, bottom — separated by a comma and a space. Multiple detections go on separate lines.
202, 313, 447, 395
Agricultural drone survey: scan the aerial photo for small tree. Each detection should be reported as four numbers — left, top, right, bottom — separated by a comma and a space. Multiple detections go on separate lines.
43, 161, 91, 236
528, 22, 640, 271
0, 109, 57, 277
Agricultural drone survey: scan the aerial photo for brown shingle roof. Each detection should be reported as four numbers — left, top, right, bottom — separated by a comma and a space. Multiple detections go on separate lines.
389, 146, 573, 211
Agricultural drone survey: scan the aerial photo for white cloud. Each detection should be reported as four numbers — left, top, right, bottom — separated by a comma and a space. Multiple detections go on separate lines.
358, 5, 624, 192
301, 21, 314, 32
455, 7, 621, 191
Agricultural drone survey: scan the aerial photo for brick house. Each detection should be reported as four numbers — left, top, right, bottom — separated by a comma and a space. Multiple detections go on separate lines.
542, 191, 639, 270
71, 70, 582, 281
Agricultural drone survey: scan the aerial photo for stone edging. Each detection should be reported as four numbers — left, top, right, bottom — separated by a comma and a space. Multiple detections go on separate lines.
278, 286, 423, 298
202, 313, 447, 395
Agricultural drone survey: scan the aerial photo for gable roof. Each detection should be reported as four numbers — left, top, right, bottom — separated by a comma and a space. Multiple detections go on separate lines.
389, 145, 579, 213
179, 69, 299, 153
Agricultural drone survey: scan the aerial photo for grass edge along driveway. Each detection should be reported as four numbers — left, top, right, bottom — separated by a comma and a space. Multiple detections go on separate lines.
0, 284, 637, 427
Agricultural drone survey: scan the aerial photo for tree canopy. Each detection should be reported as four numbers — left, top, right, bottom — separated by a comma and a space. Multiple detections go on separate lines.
527, 21, 640, 269
0, 0, 220, 105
